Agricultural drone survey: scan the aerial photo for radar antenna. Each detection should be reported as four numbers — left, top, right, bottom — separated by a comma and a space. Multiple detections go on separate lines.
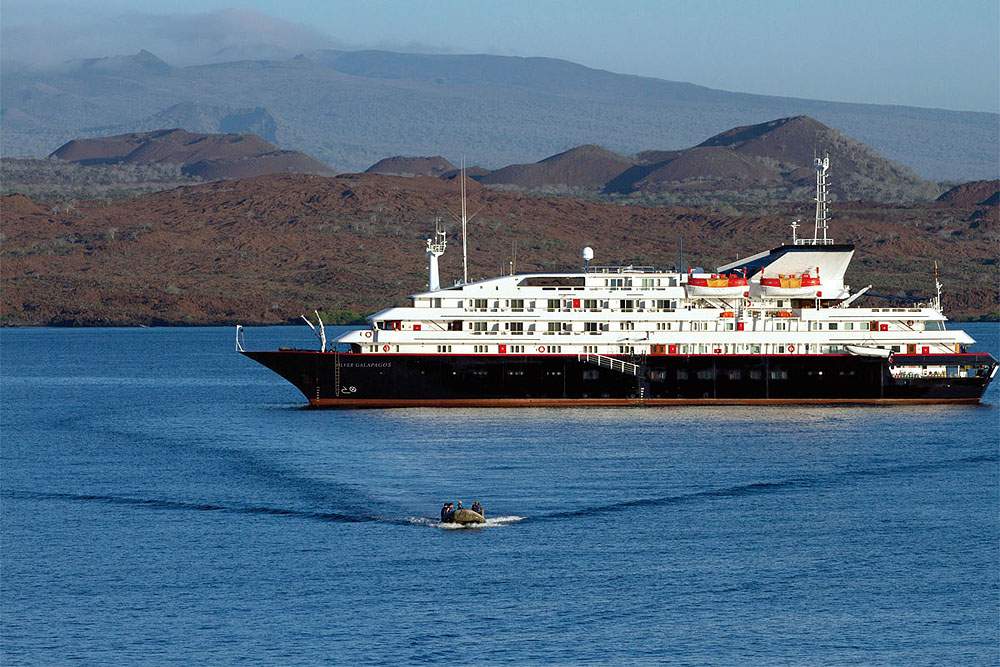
426, 218, 447, 291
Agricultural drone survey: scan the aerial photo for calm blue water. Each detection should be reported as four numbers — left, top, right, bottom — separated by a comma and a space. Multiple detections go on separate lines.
2, 323, 998, 665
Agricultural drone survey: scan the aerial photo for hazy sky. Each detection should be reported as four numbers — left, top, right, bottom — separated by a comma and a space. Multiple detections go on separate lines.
2, 0, 998, 113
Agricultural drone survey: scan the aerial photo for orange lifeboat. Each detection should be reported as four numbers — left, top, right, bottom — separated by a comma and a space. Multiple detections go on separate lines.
760, 270, 821, 297
687, 272, 749, 297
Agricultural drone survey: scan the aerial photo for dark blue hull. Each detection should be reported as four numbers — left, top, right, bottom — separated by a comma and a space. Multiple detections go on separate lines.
241, 351, 997, 407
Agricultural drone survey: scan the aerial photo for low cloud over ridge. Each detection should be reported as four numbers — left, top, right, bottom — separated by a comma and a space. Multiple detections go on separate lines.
1, 7, 339, 69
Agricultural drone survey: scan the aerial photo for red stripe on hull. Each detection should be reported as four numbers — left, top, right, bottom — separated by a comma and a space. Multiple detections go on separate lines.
307, 397, 982, 409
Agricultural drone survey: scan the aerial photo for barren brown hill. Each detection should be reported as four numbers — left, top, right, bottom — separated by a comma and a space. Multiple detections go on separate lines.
468, 116, 940, 202
51, 129, 277, 165
366, 156, 457, 178
49, 129, 334, 180
478, 145, 635, 189
183, 151, 335, 180
1, 173, 996, 326
632, 147, 780, 191
937, 180, 1000, 206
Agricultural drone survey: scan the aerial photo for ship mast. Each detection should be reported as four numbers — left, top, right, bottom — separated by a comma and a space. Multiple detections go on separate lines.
461, 160, 469, 284
450, 158, 481, 284
813, 152, 831, 245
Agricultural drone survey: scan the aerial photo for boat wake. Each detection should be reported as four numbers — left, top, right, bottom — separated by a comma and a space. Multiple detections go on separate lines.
410, 515, 527, 529
532, 453, 998, 522
5, 491, 419, 527
5, 491, 532, 529
8, 453, 990, 529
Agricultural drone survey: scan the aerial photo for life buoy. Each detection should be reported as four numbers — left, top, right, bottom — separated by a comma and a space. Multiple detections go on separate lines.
537, 346, 545, 353
364, 331, 372, 338
745, 299, 751, 307
382, 344, 390, 352
906, 320, 914, 327
787, 344, 795, 353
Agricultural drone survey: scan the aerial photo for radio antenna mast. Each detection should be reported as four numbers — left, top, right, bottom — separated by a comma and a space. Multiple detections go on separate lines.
461, 159, 468, 284
448, 158, 482, 284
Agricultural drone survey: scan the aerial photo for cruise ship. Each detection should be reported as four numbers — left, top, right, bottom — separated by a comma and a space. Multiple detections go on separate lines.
239, 157, 997, 406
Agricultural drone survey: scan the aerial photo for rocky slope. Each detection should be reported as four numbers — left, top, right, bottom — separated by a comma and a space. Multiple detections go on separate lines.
937, 179, 999, 206
49, 129, 335, 179
1, 174, 996, 326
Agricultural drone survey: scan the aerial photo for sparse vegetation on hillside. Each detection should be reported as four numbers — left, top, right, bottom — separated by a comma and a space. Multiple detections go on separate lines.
1, 158, 205, 201
2, 173, 996, 326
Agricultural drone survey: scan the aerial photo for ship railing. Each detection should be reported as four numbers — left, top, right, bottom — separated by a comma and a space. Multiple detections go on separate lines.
588, 265, 657, 274
577, 353, 640, 376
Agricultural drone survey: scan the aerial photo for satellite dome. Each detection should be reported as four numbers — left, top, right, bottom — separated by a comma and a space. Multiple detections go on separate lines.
582, 247, 594, 261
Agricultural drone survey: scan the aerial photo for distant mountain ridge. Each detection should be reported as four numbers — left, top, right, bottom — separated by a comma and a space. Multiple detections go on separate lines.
2, 48, 996, 181
50, 129, 335, 179
133, 102, 284, 143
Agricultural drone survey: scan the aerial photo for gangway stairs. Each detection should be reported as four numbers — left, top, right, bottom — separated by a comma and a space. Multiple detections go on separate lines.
577, 353, 641, 376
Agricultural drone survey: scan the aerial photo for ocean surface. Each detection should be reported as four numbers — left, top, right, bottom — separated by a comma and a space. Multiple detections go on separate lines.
2, 323, 998, 665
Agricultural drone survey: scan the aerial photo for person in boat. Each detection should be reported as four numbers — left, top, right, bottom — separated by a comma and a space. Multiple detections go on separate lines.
471, 501, 484, 518
441, 503, 452, 522
456, 501, 463, 510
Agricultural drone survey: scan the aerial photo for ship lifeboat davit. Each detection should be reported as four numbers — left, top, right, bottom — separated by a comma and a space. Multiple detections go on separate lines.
443, 508, 486, 525
760, 271, 821, 298
686, 273, 749, 297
